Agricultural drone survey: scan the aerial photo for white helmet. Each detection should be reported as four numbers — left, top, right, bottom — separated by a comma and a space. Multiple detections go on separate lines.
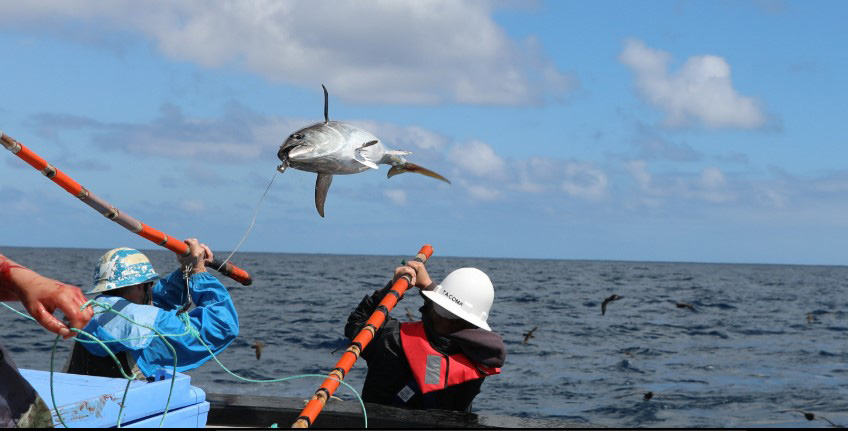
421, 267, 494, 331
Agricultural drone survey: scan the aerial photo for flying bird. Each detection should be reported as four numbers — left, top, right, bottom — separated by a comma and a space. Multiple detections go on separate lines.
251, 340, 266, 360
522, 326, 538, 344
786, 410, 840, 427
601, 294, 622, 316
676, 302, 695, 311
277, 85, 450, 217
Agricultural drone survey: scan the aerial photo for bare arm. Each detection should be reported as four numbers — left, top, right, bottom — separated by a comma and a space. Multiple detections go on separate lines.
0, 253, 93, 338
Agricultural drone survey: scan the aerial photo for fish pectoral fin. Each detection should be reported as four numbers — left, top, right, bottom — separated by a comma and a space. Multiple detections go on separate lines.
388, 162, 451, 184
354, 140, 380, 170
315, 173, 333, 217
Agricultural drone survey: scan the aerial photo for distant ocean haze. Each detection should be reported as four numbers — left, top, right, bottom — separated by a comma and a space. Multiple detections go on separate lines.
3, 246, 847, 428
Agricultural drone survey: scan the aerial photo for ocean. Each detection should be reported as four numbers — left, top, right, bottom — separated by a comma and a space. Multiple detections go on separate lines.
2, 246, 847, 428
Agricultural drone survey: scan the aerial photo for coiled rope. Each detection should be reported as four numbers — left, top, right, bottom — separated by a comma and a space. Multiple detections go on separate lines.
1, 300, 368, 428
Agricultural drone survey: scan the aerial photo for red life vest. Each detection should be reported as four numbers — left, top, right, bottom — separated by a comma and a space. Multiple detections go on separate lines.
399, 321, 500, 395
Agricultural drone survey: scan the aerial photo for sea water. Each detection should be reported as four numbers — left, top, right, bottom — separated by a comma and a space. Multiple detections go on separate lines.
2, 246, 847, 428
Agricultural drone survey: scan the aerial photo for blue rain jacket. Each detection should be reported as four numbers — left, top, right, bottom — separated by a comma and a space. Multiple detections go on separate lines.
80, 270, 239, 377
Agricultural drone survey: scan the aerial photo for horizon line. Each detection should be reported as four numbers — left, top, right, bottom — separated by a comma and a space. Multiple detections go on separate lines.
2, 244, 845, 269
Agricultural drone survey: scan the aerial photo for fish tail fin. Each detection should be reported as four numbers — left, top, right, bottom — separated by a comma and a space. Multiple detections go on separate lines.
388, 163, 451, 184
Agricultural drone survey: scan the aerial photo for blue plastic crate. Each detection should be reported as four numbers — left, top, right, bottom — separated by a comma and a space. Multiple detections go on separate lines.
123, 401, 210, 428
20, 369, 208, 428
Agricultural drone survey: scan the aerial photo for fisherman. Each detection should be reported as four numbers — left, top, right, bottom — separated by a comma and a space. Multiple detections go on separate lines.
64, 239, 239, 380
1, 252, 93, 427
345, 261, 505, 412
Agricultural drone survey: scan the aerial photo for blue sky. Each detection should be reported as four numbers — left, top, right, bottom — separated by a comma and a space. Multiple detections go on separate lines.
1, 1, 846, 265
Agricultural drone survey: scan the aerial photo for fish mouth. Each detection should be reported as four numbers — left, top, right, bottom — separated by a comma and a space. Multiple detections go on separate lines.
277, 145, 297, 173
277, 144, 310, 173
278, 144, 299, 162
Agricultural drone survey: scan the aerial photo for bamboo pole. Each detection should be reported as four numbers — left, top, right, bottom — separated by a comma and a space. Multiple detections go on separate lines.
1, 132, 252, 286
292, 244, 434, 428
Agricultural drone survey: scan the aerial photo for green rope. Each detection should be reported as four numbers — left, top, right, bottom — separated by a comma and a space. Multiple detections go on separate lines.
1, 301, 35, 321
48, 335, 66, 428
78, 300, 180, 428
48, 328, 136, 428
175, 313, 368, 427
116, 379, 132, 429
3, 299, 369, 428
37, 299, 180, 428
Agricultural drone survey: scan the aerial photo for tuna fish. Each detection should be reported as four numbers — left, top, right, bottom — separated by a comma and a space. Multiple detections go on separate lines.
277, 86, 450, 217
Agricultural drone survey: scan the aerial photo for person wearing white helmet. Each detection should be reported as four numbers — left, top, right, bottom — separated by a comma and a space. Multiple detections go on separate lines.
64, 239, 239, 380
345, 260, 506, 412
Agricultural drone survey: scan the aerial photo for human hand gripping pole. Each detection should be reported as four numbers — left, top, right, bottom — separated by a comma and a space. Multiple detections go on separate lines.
292, 244, 434, 428
0, 132, 252, 286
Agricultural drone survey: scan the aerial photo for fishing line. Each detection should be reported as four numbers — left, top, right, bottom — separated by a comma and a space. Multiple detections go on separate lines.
216, 170, 277, 271
3, 299, 369, 428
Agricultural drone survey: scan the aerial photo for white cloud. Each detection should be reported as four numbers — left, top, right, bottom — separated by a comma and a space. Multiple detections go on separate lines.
620, 38, 766, 129
27, 102, 302, 162
631, 122, 703, 162
510, 157, 565, 194
812, 172, 848, 193
450, 140, 507, 179
460, 180, 502, 201
0, 1, 576, 105
448, 149, 611, 202
623, 161, 737, 205
383, 189, 407, 205
561, 162, 608, 200
512, 158, 549, 194
751, 168, 848, 210
351, 121, 450, 151
625, 160, 653, 191
755, 187, 789, 208
179, 199, 206, 213
693, 167, 735, 203
699, 167, 726, 189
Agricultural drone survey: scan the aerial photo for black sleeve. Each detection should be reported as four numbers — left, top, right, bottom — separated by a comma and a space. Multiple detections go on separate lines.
455, 378, 484, 412
345, 281, 403, 362
345, 281, 392, 338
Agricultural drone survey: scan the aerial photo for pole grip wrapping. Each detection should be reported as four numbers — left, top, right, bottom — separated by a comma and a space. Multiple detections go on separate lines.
209, 257, 253, 286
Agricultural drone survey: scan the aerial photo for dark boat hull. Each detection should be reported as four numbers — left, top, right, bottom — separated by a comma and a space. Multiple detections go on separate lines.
206, 393, 588, 428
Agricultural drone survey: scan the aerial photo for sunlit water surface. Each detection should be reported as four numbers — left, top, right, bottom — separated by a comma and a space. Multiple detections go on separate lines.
3, 247, 847, 428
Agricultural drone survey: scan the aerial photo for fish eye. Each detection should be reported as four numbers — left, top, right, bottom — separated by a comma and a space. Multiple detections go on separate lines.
291, 133, 304, 140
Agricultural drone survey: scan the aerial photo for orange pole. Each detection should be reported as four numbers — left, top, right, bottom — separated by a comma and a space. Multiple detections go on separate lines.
292, 244, 434, 428
1, 132, 252, 286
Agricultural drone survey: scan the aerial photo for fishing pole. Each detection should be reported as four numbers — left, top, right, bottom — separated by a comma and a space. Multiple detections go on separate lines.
0, 132, 252, 286
292, 244, 433, 428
